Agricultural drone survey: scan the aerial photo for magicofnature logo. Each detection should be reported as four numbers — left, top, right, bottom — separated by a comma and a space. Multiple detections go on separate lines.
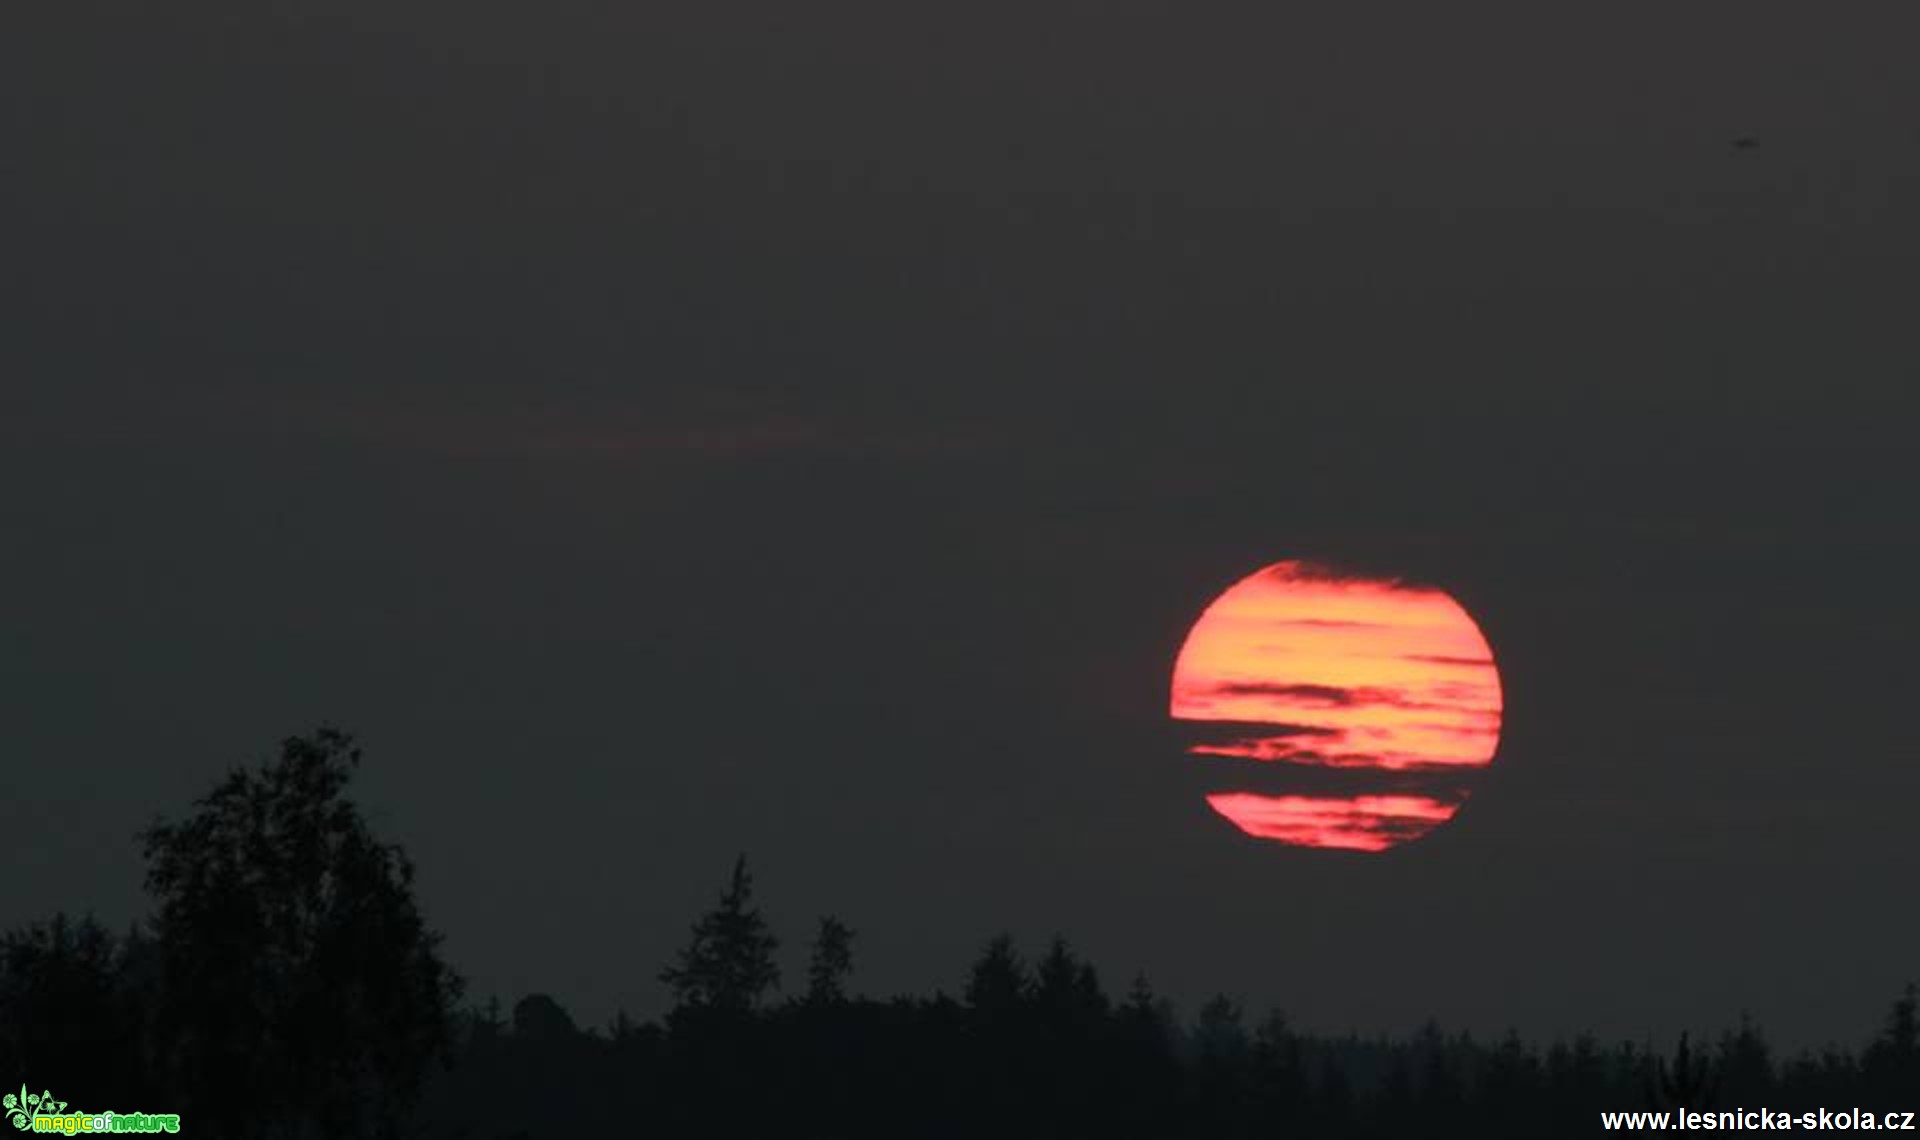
4, 1086, 180, 1134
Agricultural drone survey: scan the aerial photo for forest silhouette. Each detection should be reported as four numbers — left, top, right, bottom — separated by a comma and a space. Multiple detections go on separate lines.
2, 729, 1915, 1137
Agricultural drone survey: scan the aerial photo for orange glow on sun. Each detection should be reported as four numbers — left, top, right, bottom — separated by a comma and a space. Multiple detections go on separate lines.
1171, 560, 1503, 851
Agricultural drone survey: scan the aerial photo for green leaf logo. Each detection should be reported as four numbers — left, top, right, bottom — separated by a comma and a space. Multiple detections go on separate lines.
5, 1084, 58, 1131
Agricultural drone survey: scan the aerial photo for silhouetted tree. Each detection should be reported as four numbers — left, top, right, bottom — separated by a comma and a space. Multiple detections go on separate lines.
513, 994, 580, 1044
1648, 1032, 1717, 1111
142, 727, 462, 1139
1250, 1009, 1310, 1132
1479, 1030, 1543, 1136
1034, 936, 1107, 1030
659, 855, 779, 1014
1190, 993, 1251, 1134
1376, 1051, 1421, 1137
963, 934, 1029, 1019
0, 914, 149, 1098
1717, 1012, 1774, 1105
1864, 984, 1920, 1104
1117, 973, 1179, 1052
1193, 993, 1249, 1066
1317, 1057, 1357, 1135
1780, 1044, 1858, 1110
465, 996, 508, 1059
1415, 1020, 1465, 1118
805, 916, 855, 1006
1545, 1033, 1612, 1120
1014, 937, 1112, 1129
1110, 974, 1180, 1131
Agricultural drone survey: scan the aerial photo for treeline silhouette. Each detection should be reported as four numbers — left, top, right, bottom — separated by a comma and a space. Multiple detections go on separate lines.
417, 861, 1920, 1138
2, 729, 1917, 1138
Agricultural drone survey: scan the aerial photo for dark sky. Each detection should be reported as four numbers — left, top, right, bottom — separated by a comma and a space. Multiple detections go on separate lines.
5, 1, 1917, 1049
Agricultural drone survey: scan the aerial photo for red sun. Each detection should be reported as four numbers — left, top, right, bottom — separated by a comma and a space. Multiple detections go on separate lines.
1169, 560, 1503, 851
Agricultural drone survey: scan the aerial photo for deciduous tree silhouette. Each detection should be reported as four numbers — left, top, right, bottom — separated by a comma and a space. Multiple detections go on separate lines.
141, 727, 462, 1139
659, 855, 779, 1013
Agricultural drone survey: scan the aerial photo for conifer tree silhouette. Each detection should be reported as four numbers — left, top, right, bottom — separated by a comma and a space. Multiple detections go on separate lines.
963, 934, 1029, 1018
1033, 936, 1107, 1030
1649, 1032, 1718, 1110
805, 916, 855, 1006
659, 855, 780, 1013
1717, 1012, 1774, 1105
1864, 984, 1920, 1104
1194, 993, 1249, 1066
